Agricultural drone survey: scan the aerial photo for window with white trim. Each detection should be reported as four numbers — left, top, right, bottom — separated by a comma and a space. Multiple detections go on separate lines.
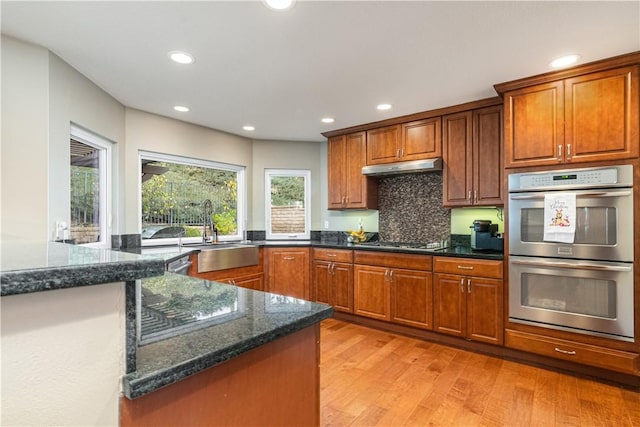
139, 151, 246, 245
69, 125, 113, 247
265, 169, 310, 240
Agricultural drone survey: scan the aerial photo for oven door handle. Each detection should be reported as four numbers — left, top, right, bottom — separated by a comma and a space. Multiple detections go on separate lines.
510, 259, 632, 272
510, 190, 632, 200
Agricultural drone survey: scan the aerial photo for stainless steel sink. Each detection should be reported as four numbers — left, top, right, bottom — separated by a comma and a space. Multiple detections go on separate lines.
193, 243, 259, 273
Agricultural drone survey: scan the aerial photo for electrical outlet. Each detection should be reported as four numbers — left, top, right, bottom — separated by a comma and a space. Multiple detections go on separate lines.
324, 220, 329, 229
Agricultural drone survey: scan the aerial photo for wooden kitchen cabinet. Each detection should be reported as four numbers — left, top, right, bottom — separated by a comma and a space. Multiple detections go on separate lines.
433, 257, 503, 345
265, 247, 310, 299
366, 118, 441, 165
327, 132, 378, 210
187, 250, 264, 291
496, 59, 639, 168
312, 248, 353, 313
442, 104, 503, 207
353, 251, 432, 329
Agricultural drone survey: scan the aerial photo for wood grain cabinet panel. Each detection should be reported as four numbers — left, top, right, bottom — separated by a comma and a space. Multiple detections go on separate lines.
312, 249, 354, 313
266, 247, 310, 300
366, 119, 442, 165
433, 257, 503, 345
354, 252, 433, 330
501, 63, 639, 167
328, 133, 377, 210
187, 250, 264, 291
353, 265, 389, 321
443, 105, 503, 207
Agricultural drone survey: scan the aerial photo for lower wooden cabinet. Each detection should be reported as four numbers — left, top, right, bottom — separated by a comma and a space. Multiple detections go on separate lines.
506, 329, 639, 375
312, 248, 353, 312
266, 247, 310, 300
353, 251, 433, 330
187, 250, 264, 291
433, 257, 503, 345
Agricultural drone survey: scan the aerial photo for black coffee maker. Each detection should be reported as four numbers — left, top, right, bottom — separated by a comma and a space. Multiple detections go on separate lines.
470, 220, 503, 251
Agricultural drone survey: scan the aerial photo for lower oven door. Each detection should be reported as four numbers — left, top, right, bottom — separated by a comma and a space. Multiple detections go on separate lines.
509, 256, 634, 342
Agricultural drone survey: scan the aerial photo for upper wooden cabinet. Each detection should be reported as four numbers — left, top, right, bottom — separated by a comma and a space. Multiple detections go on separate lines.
327, 132, 377, 210
443, 104, 503, 207
366, 118, 441, 165
495, 54, 640, 168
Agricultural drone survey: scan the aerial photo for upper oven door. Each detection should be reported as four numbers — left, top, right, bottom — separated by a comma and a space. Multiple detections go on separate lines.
508, 188, 633, 261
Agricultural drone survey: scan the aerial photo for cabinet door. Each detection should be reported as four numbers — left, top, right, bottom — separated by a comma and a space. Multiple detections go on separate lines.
267, 248, 310, 300
433, 273, 465, 337
327, 136, 346, 209
390, 269, 432, 330
401, 117, 441, 161
504, 81, 565, 168
565, 66, 639, 163
345, 132, 376, 209
473, 105, 503, 206
366, 125, 401, 165
443, 111, 473, 206
467, 277, 503, 345
333, 262, 354, 313
233, 273, 265, 292
312, 261, 332, 305
353, 265, 389, 321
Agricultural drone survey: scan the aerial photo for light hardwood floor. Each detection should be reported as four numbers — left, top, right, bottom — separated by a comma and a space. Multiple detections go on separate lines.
320, 318, 640, 427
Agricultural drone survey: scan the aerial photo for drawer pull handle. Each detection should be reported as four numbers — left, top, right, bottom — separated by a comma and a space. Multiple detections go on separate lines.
327, 254, 337, 257
283, 256, 295, 260
554, 347, 576, 355
457, 265, 474, 270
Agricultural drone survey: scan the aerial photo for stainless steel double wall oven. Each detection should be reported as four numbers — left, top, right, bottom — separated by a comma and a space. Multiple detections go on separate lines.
508, 165, 635, 342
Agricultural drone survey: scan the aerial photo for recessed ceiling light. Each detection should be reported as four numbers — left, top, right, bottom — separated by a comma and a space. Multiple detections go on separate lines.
377, 103, 392, 111
263, 0, 296, 10
243, 125, 255, 132
321, 117, 335, 124
550, 54, 580, 69
168, 51, 195, 65
173, 105, 190, 112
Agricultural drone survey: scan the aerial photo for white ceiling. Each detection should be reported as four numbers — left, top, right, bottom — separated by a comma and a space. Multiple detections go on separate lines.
2, 1, 639, 142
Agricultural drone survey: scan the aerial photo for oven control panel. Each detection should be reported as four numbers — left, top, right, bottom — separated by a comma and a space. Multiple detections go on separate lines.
509, 165, 632, 191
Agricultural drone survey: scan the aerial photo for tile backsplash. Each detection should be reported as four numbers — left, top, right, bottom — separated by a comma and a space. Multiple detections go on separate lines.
377, 172, 451, 243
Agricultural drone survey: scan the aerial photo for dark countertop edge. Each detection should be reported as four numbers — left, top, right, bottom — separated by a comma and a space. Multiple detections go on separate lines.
122, 306, 333, 399
131, 240, 503, 261
0, 259, 166, 296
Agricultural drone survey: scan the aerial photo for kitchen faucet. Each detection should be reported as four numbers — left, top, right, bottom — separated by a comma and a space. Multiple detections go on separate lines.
201, 199, 216, 244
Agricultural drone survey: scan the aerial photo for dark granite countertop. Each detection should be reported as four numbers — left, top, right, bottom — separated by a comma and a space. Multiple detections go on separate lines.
124, 273, 333, 399
252, 240, 504, 260
128, 239, 504, 261
0, 240, 165, 296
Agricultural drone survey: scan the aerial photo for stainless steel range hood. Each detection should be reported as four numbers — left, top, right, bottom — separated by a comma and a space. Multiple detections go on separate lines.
362, 158, 442, 176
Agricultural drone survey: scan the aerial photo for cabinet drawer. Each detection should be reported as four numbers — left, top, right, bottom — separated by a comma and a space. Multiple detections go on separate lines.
433, 257, 502, 278
506, 329, 639, 375
313, 248, 353, 263
354, 251, 432, 271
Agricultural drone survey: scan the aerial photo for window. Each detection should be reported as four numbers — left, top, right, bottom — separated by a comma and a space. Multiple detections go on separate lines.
265, 169, 310, 240
69, 125, 113, 247
140, 151, 245, 245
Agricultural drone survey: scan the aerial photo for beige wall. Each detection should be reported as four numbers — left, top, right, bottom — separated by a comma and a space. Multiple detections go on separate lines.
48, 51, 126, 239
1, 283, 125, 426
124, 108, 254, 233
1, 36, 49, 239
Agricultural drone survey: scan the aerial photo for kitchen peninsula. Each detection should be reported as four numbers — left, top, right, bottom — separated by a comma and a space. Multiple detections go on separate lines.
0, 240, 332, 426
